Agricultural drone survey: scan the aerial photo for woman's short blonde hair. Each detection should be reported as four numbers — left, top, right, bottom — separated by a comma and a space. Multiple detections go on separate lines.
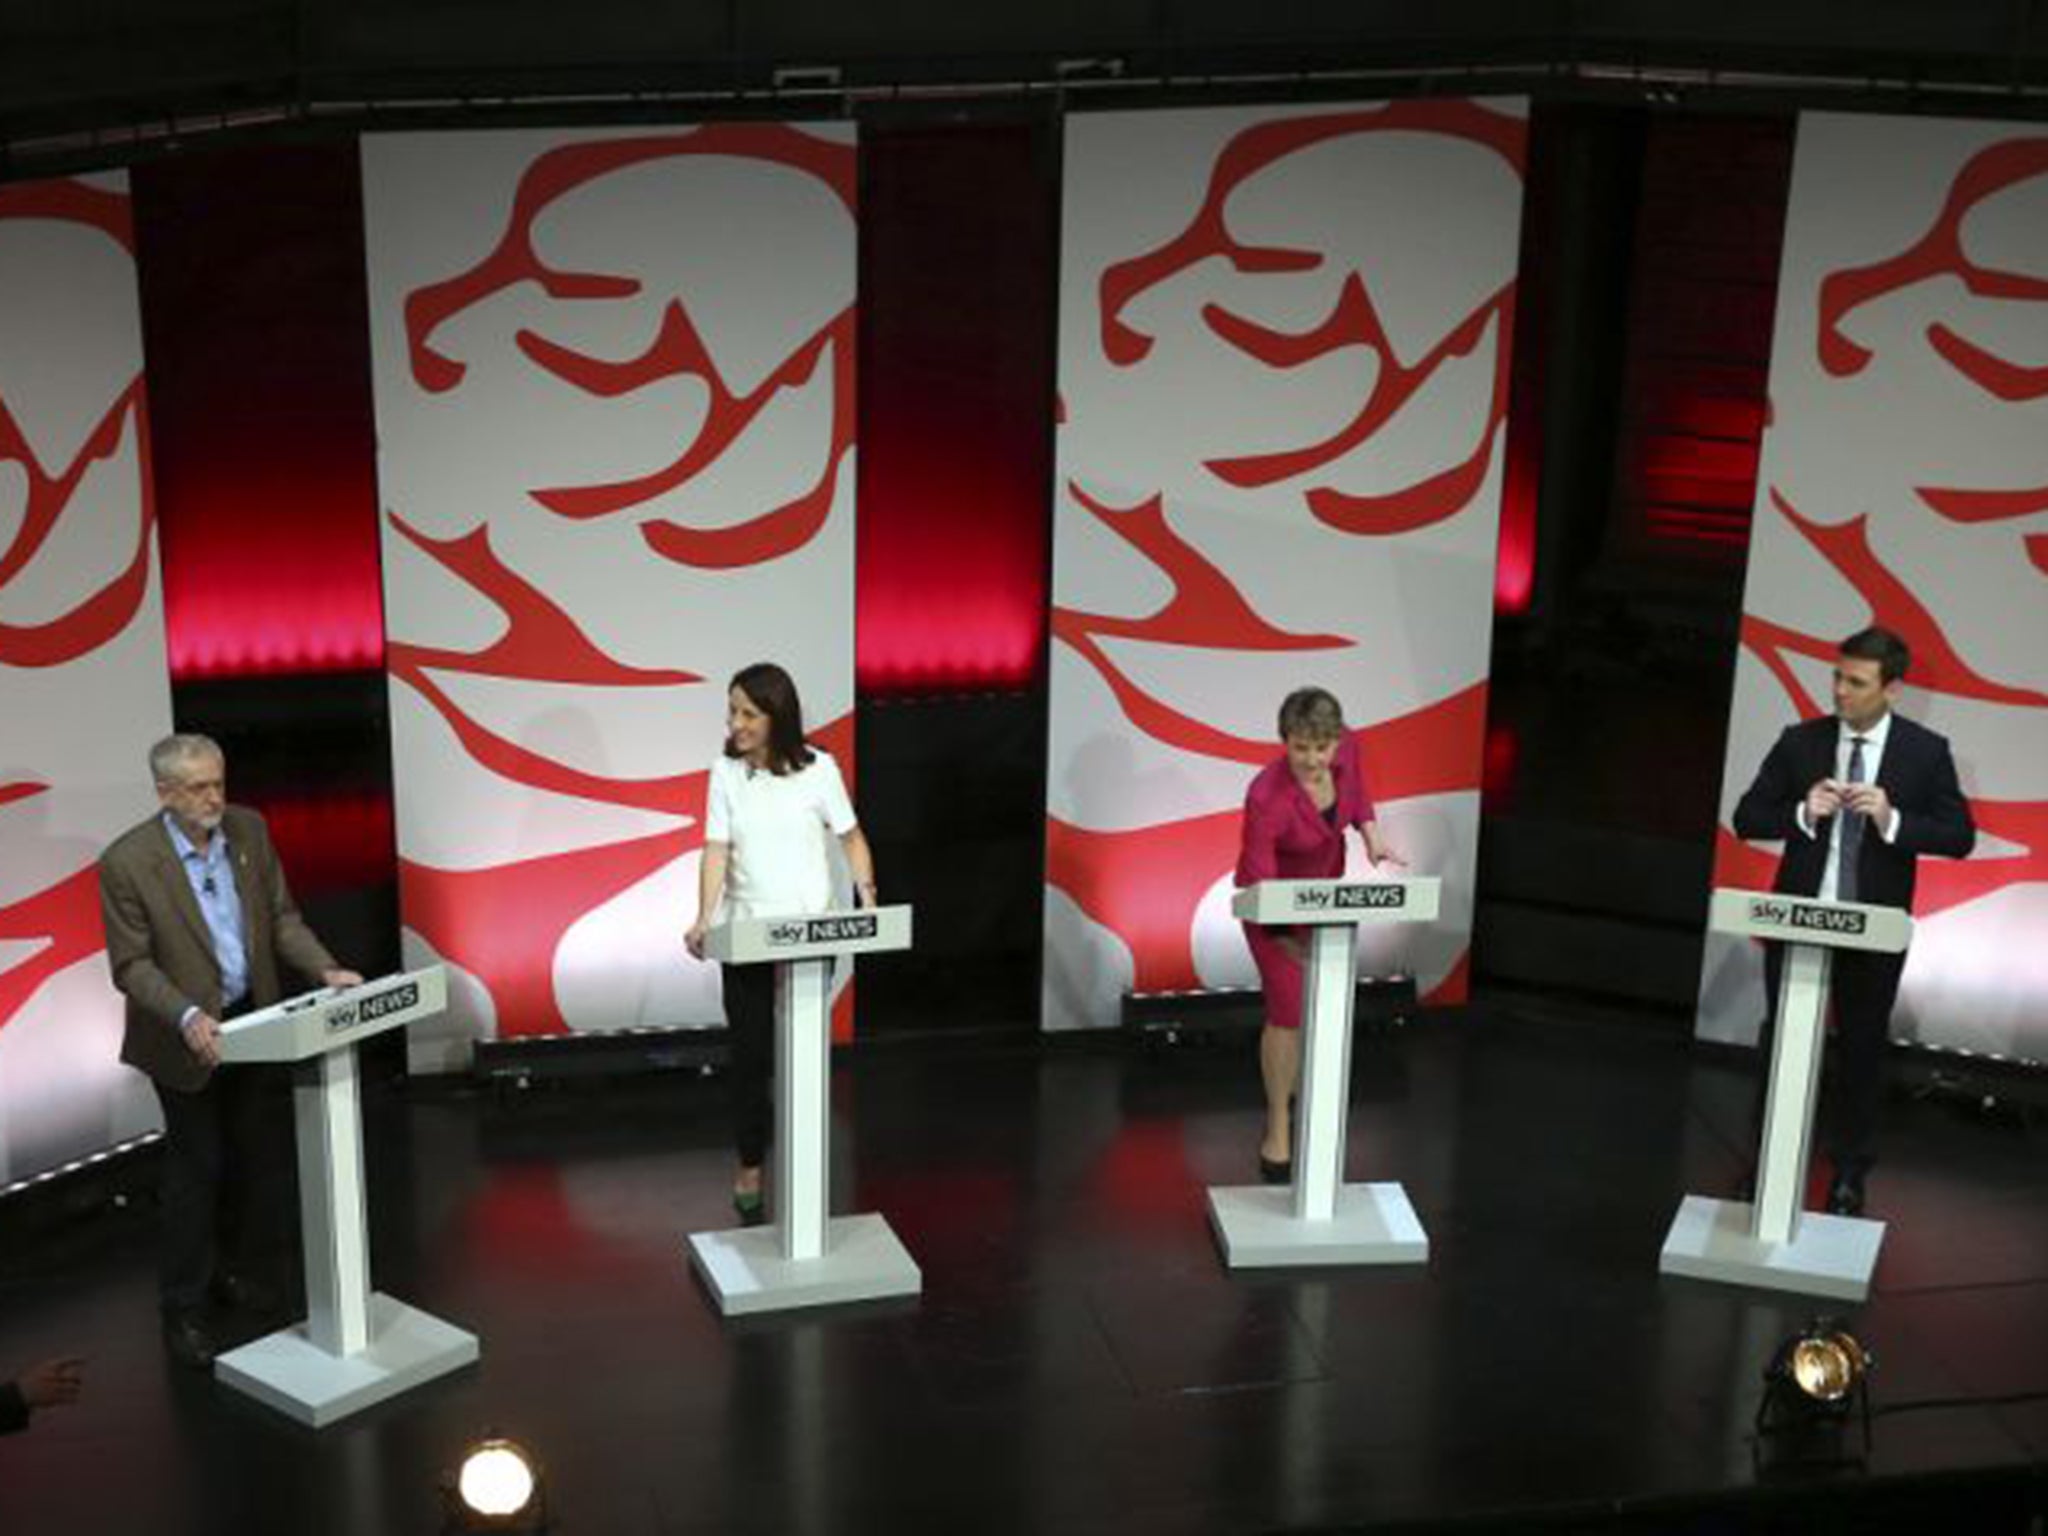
1277, 687, 1346, 742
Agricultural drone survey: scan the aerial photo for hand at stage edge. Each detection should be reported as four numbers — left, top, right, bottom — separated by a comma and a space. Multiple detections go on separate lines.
18, 1358, 85, 1411
685, 921, 708, 961
321, 968, 364, 990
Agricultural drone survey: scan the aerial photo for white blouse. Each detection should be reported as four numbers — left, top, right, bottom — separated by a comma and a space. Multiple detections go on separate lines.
704, 748, 858, 919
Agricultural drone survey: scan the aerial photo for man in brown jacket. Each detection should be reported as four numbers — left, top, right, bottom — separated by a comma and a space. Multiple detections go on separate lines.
99, 733, 360, 1367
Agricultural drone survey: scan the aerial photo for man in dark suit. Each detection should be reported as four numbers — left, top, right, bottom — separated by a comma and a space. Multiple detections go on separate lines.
98, 733, 360, 1368
1733, 626, 1975, 1217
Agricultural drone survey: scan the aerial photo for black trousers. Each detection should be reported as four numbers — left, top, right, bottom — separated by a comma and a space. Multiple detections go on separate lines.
1753, 941, 1908, 1174
151, 1059, 296, 1314
723, 962, 776, 1168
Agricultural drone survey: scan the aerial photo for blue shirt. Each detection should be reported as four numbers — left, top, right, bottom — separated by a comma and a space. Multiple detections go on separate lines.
163, 812, 249, 1011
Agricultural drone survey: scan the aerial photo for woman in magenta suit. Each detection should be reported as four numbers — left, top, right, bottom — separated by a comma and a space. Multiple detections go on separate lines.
1237, 687, 1403, 1182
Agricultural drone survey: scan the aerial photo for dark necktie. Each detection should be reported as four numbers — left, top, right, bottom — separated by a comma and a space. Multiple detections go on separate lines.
1838, 735, 1869, 901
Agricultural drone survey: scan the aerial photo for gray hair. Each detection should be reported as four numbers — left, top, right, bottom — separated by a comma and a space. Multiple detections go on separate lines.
149, 733, 225, 787
1277, 687, 1346, 742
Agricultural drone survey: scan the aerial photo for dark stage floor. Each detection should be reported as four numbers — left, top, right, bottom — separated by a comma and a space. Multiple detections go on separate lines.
3, 1003, 2046, 1535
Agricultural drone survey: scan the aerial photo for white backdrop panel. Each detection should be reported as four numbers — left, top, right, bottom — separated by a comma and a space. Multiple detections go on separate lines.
1044, 100, 1527, 1029
1697, 113, 2048, 1055
0, 172, 174, 1182
361, 124, 858, 1069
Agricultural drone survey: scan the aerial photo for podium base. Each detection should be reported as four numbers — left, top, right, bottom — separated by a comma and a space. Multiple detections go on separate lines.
1207, 1182, 1429, 1269
1658, 1194, 1885, 1301
687, 1213, 923, 1316
214, 1293, 479, 1428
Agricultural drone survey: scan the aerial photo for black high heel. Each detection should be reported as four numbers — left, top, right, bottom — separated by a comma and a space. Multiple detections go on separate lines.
1258, 1092, 1298, 1184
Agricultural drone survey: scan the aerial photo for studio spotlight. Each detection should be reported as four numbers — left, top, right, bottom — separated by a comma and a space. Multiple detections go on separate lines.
445, 1436, 547, 1533
1754, 1318, 1874, 1460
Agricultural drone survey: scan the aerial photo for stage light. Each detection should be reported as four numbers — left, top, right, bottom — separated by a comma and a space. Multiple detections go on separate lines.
1754, 1318, 1873, 1460
445, 1437, 546, 1532
1788, 1330, 1868, 1402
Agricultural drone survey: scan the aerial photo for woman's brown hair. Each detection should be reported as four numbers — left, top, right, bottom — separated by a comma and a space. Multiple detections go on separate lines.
726, 662, 817, 776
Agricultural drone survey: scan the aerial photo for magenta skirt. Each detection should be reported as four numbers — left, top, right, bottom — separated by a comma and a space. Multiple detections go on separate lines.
1246, 923, 1305, 1031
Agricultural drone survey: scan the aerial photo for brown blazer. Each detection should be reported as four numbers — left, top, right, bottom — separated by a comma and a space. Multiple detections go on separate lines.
98, 804, 338, 1094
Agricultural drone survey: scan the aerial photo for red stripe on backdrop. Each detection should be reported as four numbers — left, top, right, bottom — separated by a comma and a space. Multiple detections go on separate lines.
856, 121, 1054, 695
133, 145, 385, 679
0, 864, 110, 1035
0, 781, 106, 1036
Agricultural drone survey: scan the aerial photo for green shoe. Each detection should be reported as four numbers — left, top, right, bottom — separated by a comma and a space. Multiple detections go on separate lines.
732, 1185, 766, 1226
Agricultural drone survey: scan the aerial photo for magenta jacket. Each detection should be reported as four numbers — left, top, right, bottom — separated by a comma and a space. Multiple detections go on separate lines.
1235, 734, 1377, 888
1235, 734, 1377, 1030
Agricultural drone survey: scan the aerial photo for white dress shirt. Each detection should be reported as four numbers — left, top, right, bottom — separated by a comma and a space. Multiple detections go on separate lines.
1796, 710, 1899, 902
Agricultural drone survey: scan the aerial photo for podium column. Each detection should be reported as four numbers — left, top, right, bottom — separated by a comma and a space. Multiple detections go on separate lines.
1752, 943, 1831, 1246
1206, 878, 1436, 1270
211, 967, 478, 1427
296, 1045, 372, 1355
776, 957, 831, 1263
687, 906, 922, 1315
1293, 923, 1359, 1223
1659, 889, 1903, 1300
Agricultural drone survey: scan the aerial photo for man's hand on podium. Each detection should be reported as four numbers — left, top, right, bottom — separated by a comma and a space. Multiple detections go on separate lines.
322, 968, 364, 990
180, 1012, 222, 1068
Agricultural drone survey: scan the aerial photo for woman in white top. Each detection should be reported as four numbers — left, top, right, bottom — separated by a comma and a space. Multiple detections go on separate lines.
686, 663, 877, 1221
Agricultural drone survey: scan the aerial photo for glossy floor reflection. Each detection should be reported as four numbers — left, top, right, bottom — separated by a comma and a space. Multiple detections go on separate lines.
2, 1004, 2044, 1535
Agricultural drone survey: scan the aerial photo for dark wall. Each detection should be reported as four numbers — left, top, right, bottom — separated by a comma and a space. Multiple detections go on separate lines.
857, 110, 1058, 695
1477, 106, 1795, 1018
9, 0, 2048, 152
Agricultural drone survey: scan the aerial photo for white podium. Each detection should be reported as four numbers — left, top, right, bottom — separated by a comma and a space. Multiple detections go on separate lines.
213, 967, 478, 1426
687, 906, 922, 1316
1660, 888, 1911, 1301
1208, 877, 1440, 1269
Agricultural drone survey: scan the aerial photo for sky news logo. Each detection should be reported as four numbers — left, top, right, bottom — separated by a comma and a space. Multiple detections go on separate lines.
1293, 883, 1406, 912
767, 915, 880, 946
326, 979, 419, 1033
1746, 898, 1867, 936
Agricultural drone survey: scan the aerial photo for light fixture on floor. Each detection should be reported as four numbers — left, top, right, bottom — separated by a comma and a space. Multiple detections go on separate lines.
445, 1436, 547, 1532
1754, 1318, 1873, 1460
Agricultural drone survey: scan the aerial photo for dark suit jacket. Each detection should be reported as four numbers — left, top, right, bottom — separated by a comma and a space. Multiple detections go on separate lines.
1732, 712, 1975, 911
98, 804, 337, 1095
